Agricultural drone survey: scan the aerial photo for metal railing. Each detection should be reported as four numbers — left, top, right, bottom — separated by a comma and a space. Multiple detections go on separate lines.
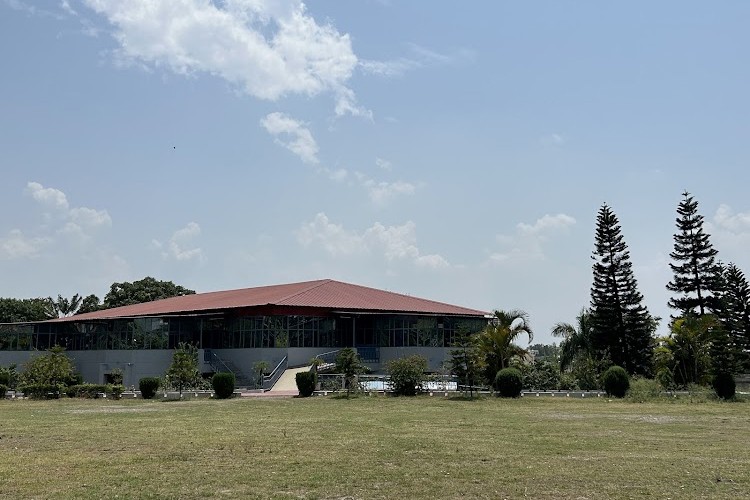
204, 349, 234, 376
262, 355, 288, 391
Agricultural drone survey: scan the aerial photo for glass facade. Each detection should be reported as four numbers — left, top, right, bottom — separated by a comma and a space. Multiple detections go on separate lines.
0, 314, 486, 351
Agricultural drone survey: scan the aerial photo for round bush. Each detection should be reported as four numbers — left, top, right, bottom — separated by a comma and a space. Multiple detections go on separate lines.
495, 367, 523, 398
295, 371, 317, 397
139, 377, 160, 399
712, 372, 736, 400
212, 372, 236, 399
602, 366, 630, 398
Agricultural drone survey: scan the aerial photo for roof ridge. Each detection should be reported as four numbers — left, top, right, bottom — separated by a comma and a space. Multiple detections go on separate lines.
275, 279, 332, 303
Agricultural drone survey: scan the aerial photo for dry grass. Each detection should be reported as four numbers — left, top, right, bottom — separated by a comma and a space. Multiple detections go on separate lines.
1, 395, 749, 499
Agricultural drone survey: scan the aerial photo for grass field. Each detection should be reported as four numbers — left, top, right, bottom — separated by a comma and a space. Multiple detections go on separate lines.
1, 395, 749, 499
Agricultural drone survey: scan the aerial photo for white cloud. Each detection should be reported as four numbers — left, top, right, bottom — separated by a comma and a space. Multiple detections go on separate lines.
364, 179, 416, 205
26, 181, 69, 210
70, 206, 112, 228
708, 204, 750, 263
0, 229, 50, 260
713, 204, 750, 233
155, 222, 204, 262
490, 213, 576, 264
360, 43, 474, 78
375, 158, 392, 171
297, 213, 448, 269
82, 0, 366, 116
260, 112, 319, 164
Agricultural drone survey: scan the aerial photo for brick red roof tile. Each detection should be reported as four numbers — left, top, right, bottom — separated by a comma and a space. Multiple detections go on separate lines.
50, 279, 488, 322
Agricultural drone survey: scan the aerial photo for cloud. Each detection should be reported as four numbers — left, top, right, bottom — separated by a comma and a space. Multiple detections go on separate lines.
297, 213, 448, 269
26, 181, 69, 210
713, 204, 750, 233
540, 133, 565, 146
82, 0, 367, 116
154, 222, 204, 262
364, 179, 416, 205
0, 229, 50, 260
360, 43, 475, 78
490, 213, 576, 263
260, 112, 319, 164
375, 158, 392, 171
708, 204, 750, 263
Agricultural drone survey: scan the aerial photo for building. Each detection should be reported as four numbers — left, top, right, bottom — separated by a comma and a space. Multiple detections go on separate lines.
0, 279, 488, 387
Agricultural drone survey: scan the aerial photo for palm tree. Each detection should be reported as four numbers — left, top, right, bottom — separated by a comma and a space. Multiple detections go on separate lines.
51, 294, 83, 318
668, 314, 717, 385
477, 309, 533, 383
551, 308, 593, 371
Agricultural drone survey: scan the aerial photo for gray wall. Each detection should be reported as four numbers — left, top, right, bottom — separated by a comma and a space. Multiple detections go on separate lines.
380, 347, 451, 372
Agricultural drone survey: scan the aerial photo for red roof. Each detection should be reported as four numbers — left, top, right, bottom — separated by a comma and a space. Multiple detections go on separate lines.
50, 279, 488, 322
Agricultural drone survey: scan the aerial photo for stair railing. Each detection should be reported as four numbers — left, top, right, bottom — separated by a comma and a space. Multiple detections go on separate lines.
262, 355, 288, 391
204, 349, 234, 377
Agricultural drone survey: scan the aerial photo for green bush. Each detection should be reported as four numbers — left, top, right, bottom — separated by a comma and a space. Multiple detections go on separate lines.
386, 355, 428, 396
296, 371, 317, 397
602, 366, 630, 398
65, 384, 110, 398
0, 372, 9, 387
495, 367, 523, 398
212, 372, 236, 399
110, 384, 125, 399
18, 383, 64, 399
139, 377, 161, 399
0, 384, 7, 398
712, 372, 736, 400
626, 377, 663, 402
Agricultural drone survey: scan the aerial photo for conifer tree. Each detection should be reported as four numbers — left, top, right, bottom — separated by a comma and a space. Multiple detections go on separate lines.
667, 192, 723, 316
720, 263, 750, 372
590, 204, 654, 375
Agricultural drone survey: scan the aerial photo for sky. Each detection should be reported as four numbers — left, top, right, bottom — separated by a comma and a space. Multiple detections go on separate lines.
1, 1, 749, 345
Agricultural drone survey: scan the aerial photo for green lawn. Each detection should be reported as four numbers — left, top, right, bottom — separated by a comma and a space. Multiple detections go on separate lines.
1, 395, 748, 499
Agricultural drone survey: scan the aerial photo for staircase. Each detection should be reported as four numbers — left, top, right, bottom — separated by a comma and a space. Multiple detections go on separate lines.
203, 350, 255, 388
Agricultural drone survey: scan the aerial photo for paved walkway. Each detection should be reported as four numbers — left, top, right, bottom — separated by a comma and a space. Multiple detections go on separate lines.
269, 366, 311, 393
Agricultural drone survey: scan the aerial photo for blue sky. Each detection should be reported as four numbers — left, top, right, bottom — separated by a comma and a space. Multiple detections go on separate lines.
1, 1, 749, 344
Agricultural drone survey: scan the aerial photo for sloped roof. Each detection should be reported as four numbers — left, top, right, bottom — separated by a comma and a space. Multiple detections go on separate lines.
50, 279, 488, 322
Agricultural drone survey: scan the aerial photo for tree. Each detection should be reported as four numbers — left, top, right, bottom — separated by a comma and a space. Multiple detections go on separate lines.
476, 309, 533, 384
253, 360, 270, 389
667, 191, 724, 316
551, 308, 594, 371
386, 355, 427, 396
165, 342, 200, 394
103, 277, 195, 309
335, 347, 366, 397
0, 297, 55, 323
76, 294, 103, 315
663, 314, 716, 386
589, 204, 655, 376
20, 346, 77, 388
50, 294, 82, 317
448, 329, 482, 397
719, 263, 750, 372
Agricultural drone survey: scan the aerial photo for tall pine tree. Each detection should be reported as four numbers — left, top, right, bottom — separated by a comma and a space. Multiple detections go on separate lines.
590, 204, 655, 375
667, 191, 723, 316
720, 263, 750, 372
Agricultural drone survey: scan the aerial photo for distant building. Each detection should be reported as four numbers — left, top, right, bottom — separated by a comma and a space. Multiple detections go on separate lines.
0, 279, 488, 387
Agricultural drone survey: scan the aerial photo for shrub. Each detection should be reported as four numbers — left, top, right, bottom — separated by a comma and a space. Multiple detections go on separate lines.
602, 366, 630, 398
110, 384, 125, 399
0, 384, 7, 398
626, 377, 663, 402
65, 384, 110, 398
296, 371, 317, 397
0, 372, 10, 387
712, 372, 736, 400
386, 355, 428, 396
494, 367, 523, 398
212, 372, 236, 399
139, 377, 161, 399
18, 383, 64, 399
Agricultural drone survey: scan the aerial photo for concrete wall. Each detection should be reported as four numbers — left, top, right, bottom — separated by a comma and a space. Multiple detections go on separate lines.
379, 347, 451, 372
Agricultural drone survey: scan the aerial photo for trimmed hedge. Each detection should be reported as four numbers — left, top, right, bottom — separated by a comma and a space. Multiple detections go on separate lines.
602, 366, 630, 398
139, 377, 161, 399
495, 367, 523, 398
712, 372, 736, 400
295, 371, 317, 397
212, 372, 236, 399
66, 384, 110, 398
18, 383, 64, 399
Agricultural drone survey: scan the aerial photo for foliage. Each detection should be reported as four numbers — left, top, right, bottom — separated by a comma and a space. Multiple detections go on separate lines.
494, 367, 523, 397
602, 366, 630, 398
17, 383, 65, 399
522, 359, 561, 390
477, 309, 533, 384
0, 384, 6, 398
335, 348, 367, 397
253, 361, 270, 388
0, 297, 55, 323
626, 377, 664, 402
718, 263, 750, 372
139, 377, 160, 399
386, 355, 428, 396
527, 343, 560, 360
448, 329, 482, 397
212, 372, 236, 399
295, 371, 317, 397
552, 308, 593, 372
590, 204, 655, 376
662, 314, 716, 386
667, 191, 724, 316
165, 342, 201, 394
65, 384, 112, 398
76, 294, 103, 314
712, 372, 736, 401
108, 368, 124, 385
0, 364, 18, 389
50, 294, 83, 317
103, 277, 195, 309
20, 346, 77, 388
